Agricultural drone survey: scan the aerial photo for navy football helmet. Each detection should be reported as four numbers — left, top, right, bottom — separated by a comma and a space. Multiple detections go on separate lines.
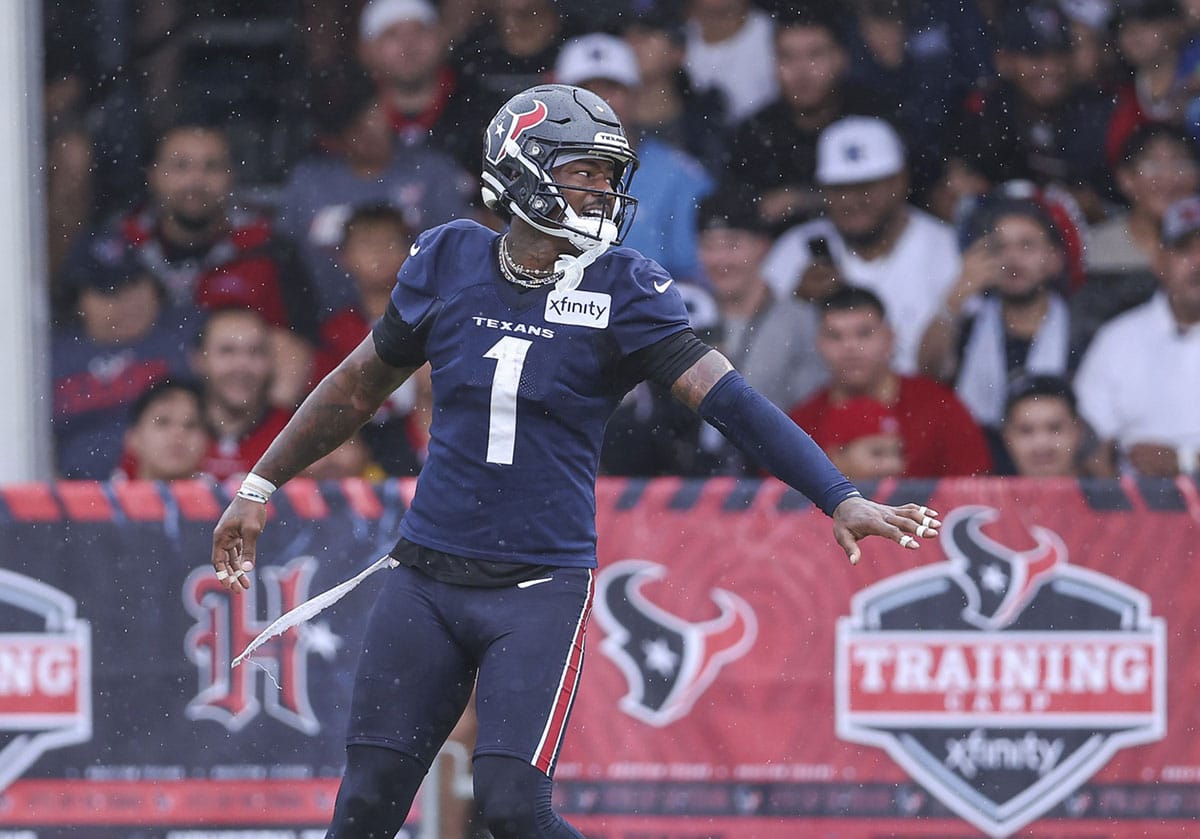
482, 84, 639, 250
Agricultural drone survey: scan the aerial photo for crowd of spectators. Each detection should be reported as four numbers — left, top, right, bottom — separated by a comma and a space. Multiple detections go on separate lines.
46, 0, 1200, 486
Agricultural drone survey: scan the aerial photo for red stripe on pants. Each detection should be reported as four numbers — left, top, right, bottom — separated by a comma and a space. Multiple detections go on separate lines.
533, 570, 594, 775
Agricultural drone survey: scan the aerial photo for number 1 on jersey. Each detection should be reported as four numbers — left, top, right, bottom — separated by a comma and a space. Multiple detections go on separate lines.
483, 336, 532, 465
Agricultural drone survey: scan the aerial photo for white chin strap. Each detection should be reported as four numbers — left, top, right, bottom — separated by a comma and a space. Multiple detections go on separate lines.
554, 215, 616, 291
506, 199, 618, 291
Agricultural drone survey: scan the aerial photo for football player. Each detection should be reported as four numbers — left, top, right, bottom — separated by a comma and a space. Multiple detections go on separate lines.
211, 84, 941, 838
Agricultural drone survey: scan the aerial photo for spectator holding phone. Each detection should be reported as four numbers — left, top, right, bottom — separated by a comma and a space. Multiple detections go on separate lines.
795, 234, 841, 302
763, 115, 961, 374
919, 197, 1077, 464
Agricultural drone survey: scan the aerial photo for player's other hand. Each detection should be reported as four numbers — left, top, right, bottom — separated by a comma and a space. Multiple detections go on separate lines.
211, 497, 267, 592
831, 497, 940, 566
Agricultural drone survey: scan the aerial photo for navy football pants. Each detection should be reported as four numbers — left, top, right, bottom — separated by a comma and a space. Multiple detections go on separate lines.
327, 563, 593, 836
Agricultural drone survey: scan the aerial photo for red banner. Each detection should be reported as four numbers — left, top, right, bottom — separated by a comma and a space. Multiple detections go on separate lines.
559, 476, 1200, 837
0, 476, 1198, 837
0, 779, 340, 826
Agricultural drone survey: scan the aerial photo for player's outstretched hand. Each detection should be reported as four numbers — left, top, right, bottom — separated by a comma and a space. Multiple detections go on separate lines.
831, 497, 941, 566
211, 497, 267, 593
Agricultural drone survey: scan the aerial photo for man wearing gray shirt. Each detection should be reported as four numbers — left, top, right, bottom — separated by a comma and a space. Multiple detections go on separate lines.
698, 185, 826, 424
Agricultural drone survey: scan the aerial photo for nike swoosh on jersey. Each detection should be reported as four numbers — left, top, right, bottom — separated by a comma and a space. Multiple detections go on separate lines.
517, 577, 554, 589
409, 242, 421, 256
653, 279, 673, 293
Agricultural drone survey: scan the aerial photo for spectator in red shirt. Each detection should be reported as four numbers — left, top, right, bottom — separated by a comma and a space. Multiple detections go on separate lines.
790, 286, 993, 478
59, 122, 321, 408
313, 203, 417, 380
190, 307, 294, 481
314, 204, 429, 476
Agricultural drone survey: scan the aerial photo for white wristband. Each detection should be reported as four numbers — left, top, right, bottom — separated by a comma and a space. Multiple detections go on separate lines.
236, 472, 278, 504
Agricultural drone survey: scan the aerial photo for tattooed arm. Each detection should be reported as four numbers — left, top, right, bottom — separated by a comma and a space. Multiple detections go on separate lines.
669, 348, 734, 409
212, 336, 418, 591
252, 336, 418, 486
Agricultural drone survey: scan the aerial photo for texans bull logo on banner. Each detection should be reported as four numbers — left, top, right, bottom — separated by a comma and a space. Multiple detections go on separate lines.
594, 559, 757, 727
0, 569, 91, 794
836, 505, 1166, 838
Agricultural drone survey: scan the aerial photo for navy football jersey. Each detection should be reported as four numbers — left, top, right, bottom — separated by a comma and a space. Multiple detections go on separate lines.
386, 220, 691, 567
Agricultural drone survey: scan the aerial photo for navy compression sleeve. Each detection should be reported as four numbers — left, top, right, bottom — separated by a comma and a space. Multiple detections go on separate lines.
698, 371, 861, 516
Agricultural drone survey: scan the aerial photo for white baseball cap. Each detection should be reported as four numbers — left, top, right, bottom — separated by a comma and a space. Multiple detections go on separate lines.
359, 0, 437, 40
555, 34, 641, 89
816, 116, 906, 186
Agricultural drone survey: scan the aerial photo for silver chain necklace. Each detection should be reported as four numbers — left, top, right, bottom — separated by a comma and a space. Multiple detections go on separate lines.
498, 234, 562, 288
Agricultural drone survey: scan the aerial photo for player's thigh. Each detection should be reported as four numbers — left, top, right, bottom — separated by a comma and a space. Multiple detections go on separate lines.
473, 568, 593, 771
346, 564, 476, 766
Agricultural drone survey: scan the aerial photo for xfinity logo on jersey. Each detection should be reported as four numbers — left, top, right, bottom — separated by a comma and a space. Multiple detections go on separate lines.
835, 505, 1166, 838
594, 559, 757, 727
183, 557, 340, 735
0, 569, 92, 795
545, 288, 611, 329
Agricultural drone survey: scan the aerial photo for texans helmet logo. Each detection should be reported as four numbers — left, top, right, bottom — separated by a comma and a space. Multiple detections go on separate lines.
486, 99, 549, 165
594, 559, 757, 727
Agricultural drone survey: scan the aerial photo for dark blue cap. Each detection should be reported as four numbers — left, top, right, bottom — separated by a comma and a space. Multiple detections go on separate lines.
67, 235, 149, 294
